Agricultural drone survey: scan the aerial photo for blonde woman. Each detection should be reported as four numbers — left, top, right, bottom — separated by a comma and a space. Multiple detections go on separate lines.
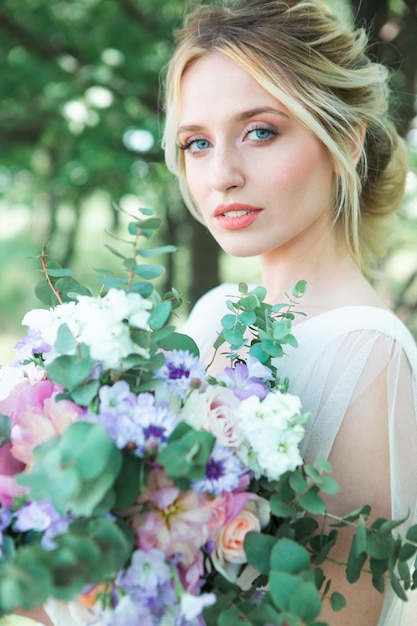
164, 0, 417, 624
3, 1, 417, 624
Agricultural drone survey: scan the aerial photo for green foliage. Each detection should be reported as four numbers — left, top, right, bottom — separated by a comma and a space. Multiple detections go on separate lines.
0, 518, 133, 612
213, 280, 308, 392
17, 422, 123, 517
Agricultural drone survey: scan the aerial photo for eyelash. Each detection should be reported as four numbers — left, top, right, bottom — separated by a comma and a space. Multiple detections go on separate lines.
179, 124, 279, 153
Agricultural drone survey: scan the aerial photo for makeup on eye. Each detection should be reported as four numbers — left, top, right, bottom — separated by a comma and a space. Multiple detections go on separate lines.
178, 122, 279, 153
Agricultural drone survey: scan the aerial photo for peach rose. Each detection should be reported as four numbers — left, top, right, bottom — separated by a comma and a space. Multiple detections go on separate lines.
211, 496, 271, 582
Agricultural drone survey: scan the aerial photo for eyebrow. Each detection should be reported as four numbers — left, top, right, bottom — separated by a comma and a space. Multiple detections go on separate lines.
178, 106, 289, 132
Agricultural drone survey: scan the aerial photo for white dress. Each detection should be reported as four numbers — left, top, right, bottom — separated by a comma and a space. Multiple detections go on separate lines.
181, 283, 417, 626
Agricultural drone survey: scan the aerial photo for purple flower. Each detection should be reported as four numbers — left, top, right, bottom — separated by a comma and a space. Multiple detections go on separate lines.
12, 329, 51, 365
192, 444, 245, 496
13, 500, 72, 550
132, 395, 178, 456
118, 549, 171, 592
220, 361, 269, 400
154, 350, 206, 399
112, 549, 177, 624
101, 595, 154, 626
0, 508, 12, 557
99, 380, 136, 414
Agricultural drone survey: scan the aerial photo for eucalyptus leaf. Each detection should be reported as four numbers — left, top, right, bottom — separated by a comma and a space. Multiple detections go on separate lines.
271, 538, 310, 574
0, 414, 11, 446
330, 591, 346, 611
244, 532, 276, 575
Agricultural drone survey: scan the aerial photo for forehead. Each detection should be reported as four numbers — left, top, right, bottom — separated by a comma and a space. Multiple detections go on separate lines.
179, 52, 289, 122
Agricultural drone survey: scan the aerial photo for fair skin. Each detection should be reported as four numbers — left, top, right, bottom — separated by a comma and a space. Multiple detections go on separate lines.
179, 52, 391, 624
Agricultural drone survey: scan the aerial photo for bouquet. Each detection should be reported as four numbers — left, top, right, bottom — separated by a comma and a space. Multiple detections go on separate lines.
0, 207, 416, 626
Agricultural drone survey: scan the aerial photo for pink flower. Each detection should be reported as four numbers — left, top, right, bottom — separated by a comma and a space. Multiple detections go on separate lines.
0, 445, 26, 506
10, 389, 83, 467
181, 386, 243, 449
131, 465, 217, 593
0, 363, 47, 415
211, 496, 271, 582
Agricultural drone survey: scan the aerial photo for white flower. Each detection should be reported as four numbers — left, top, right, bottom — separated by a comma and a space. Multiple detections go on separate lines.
180, 591, 216, 620
21, 289, 153, 370
236, 390, 307, 480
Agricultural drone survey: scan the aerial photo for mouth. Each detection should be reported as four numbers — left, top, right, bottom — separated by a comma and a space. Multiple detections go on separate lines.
213, 203, 263, 230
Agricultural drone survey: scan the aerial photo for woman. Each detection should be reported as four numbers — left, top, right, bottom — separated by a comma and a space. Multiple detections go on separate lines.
5, 1, 416, 624
162, 0, 417, 624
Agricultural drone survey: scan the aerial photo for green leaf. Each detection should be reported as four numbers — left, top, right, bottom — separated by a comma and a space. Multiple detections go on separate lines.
271, 538, 310, 574
289, 581, 322, 621
369, 557, 387, 593
269, 571, 302, 611
288, 471, 308, 494
238, 311, 256, 325
330, 591, 346, 611
47, 347, 94, 389
297, 490, 326, 515
366, 532, 393, 559
132, 264, 164, 279
43, 268, 74, 278
35, 280, 61, 307
270, 495, 296, 518
158, 332, 200, 357
157, 426, 215, 486
138, 245, 176, 257
244, 532, 276, 575
18, 422, 122, 517
221, 314, 238, 330
54, 323, 77, 354
113, 451, 148, 508
148, 301, 172, 330
346, 552, 368, 583
390, 573, 408, 601
54, 278, 92, 301
104, 244, 127, 259
0, 414, 11, 446
69, 379, 100, 406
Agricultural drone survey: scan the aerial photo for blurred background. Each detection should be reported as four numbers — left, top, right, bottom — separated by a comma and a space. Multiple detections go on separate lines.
0, 0, 416, 364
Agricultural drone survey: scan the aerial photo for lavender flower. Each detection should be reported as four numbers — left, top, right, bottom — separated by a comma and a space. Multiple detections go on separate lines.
118, 548, 171, 591
13, 500, 72, 550
112, 549, 177, 624
154, 350, 206, 399
192, 443, 245, 496
12, 329, 51, 365
219, 358, 271, 400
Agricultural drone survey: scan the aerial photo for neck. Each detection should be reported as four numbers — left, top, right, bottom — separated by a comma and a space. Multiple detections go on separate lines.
258, 228, 373, 311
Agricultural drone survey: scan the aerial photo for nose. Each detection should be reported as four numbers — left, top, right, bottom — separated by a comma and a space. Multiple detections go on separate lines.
209, 146, 245, 192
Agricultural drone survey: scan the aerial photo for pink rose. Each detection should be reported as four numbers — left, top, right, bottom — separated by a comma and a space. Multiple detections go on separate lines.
211, 496, 271, 582
10, 392, 83, 467
181, 386, 243, 449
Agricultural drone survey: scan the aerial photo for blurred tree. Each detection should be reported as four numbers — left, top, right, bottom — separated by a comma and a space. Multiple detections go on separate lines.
349, 0, 417, 136
0, 0, 220, 308
0, 0, 416, 339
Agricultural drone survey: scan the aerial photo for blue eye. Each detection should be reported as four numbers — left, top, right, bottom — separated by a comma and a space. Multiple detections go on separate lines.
247, 128, 274, 141
180, 138, 212, 153
193, 139, 211, 151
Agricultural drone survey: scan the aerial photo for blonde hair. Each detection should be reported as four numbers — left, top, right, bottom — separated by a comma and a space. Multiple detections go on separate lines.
162, 0, 407, 275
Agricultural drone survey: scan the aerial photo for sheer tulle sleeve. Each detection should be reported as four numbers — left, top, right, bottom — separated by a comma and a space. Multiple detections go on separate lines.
281, 309, 417, 527
182, 290, 417, 625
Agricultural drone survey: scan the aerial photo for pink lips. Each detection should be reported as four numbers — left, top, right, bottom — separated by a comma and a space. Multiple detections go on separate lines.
213, 203, 263, 230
